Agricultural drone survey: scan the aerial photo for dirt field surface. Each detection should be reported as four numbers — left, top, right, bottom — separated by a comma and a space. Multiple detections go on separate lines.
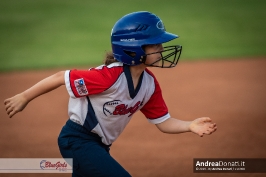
0, 58, 266, 177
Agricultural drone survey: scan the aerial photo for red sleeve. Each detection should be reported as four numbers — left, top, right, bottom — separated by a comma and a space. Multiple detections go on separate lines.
68, 65, 123, 97
140, 70, 169, 120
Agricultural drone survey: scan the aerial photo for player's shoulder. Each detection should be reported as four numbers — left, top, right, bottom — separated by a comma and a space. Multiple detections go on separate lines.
144, 68, 156, 78
88, 62, 124, 81
92, 62, 123, 70
143, 68, 161, 87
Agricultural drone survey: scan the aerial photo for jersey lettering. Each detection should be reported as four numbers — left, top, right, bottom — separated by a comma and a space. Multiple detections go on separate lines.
113, 101, 141, 117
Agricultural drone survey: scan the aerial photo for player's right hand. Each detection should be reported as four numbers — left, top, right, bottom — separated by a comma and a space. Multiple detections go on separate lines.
4, 93, 28, 118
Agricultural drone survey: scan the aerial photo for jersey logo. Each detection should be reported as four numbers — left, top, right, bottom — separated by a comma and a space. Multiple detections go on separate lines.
74, 78, 88, 96
103, 100, 143, 117
103, 100, 122, 116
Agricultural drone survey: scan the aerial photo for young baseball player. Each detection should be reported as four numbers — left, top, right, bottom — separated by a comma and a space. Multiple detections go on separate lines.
4, 11, 217, 177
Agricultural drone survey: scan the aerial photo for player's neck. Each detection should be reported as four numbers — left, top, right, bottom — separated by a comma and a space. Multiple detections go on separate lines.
129, 64, 146, 79
129, 64, 146, 89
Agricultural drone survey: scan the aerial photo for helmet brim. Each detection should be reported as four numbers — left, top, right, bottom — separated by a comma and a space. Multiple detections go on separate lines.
144, 32, 179, 45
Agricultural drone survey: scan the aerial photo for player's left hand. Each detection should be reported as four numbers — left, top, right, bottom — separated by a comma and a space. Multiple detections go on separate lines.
189, 117, 217, 137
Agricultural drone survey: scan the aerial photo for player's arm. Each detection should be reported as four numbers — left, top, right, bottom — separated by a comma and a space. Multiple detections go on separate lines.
4, 71, 65, 118
156, 117, 217, 137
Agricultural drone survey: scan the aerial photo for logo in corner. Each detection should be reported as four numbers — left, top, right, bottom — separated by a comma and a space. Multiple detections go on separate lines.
39, 159, 68, 171
74, 78, 88, 96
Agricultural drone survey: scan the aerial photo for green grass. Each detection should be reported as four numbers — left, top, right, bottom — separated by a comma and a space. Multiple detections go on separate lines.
0, 0, 265, 71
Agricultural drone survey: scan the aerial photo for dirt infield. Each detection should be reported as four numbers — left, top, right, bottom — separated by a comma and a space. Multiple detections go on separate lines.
0, 58, 266, 177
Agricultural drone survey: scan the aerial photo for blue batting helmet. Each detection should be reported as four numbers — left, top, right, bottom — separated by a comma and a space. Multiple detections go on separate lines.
111, 11, 180, 66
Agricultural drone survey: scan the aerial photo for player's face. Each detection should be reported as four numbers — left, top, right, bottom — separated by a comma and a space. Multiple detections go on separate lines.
143, 44, 164, 67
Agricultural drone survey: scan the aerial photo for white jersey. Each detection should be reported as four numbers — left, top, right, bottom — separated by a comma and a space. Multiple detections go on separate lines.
64, 62, 170, 145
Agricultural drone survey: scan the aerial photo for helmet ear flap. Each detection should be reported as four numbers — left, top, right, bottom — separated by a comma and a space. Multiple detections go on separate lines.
122, 50, 137, 65
112, 44, 146, 65
123, 50, 136, 58
139, 55, 147, 64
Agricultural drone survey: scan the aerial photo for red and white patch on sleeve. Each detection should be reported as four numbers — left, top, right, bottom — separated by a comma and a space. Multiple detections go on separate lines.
74, 78, 88, 96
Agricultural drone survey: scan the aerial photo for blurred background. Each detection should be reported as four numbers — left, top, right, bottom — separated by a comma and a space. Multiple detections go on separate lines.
0, 0, 265, 71
1, 1, 266, 177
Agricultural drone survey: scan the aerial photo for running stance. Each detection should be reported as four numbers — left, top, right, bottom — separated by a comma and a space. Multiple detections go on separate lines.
4, 11, 217, 177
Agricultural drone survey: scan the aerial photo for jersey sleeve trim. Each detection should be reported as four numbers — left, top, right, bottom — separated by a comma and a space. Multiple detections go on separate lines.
147, 113, 171, 124
65, 70, 76, 98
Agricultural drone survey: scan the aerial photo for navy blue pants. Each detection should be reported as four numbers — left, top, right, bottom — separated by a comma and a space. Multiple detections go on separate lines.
58, 119, 131, 177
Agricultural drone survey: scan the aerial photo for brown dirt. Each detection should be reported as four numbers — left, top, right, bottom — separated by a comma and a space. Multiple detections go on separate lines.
0, 58, 266, 177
